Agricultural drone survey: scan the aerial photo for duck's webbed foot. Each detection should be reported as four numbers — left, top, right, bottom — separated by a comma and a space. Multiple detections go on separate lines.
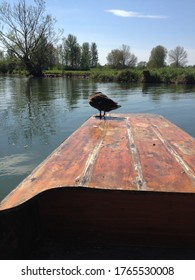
95, 111, 106, 119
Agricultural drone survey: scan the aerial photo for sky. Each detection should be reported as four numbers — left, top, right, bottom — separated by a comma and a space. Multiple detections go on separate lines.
4, 0, 195, 65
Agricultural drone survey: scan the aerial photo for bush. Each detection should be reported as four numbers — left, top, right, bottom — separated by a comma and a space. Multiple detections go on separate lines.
176, 73, 195, 84
0, 61, 8, 73
116, 70, 139, 83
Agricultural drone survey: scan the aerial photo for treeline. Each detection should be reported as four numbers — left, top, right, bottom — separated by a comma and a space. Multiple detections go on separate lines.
1, 40, 194, 76
0, 0, 99, 76
58, 34, 98, 70
0, 0, 194, 78
0, 33, 98, 74
105, 44, 190, 69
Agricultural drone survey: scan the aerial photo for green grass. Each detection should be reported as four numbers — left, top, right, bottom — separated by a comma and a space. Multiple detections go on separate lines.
90, 67, 195, 84
9, 67, 195, 84
148, 67, 195, 84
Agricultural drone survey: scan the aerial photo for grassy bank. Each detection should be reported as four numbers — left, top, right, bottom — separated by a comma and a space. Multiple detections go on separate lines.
44, 67, 195, 84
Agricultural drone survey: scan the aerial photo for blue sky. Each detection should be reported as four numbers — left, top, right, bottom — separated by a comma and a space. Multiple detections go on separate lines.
5, 0, 195, 65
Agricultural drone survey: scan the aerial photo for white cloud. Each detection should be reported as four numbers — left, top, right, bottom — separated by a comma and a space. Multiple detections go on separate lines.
106, 9, 168, 19
106, 10, 139, 17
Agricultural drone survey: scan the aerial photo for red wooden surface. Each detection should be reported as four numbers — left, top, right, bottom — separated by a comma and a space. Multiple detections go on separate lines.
0, 113, 195, 211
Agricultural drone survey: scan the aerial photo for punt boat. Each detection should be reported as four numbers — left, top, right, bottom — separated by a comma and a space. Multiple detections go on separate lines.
0, 113, 195, 259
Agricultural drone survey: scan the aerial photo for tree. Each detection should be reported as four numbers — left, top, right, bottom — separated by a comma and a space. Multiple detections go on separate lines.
63, 34, 81, 69
148, 45, 167, 68
168, 46, 188, 67
0, 49, 22, 73
56, 44, 64, 70
107, 45, 137, 69
90, 42, 98, 68
137, 61, 147, 69
120, 44, 137, 68
0, 0, 60, 76
28, 36, 56, 71
80, 42, 91, 70
107, 49, 122, 68
46, 43, 57, 70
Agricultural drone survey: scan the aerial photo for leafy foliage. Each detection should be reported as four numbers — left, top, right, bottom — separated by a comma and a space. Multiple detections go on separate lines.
107, 45, 137, 69
0, 1, 193, 78
0, 0, 60, 76
90, 43, 98, 68
81, 42, 91, 70
89, 68, 195, 84
148, 45, 167, 68
168, 46, 188, 67
61, 34, 98, 70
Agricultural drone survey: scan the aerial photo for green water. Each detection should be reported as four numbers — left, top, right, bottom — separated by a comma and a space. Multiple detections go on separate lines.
0, 76, 195, 201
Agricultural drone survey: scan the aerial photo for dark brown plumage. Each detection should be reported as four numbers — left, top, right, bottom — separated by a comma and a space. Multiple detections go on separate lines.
88, 92, 121, 118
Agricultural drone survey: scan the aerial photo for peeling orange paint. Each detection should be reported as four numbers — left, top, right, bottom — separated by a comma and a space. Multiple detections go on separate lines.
0, 113, 195, 211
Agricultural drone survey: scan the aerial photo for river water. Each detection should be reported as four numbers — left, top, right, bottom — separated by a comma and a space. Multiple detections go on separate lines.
0, 76, 195, 201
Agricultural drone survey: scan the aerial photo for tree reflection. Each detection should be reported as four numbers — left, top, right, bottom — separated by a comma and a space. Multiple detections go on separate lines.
1, 77, 195, 148
0, 77, 100, 149
141, 83, 195, 103
1, 77, 60, 147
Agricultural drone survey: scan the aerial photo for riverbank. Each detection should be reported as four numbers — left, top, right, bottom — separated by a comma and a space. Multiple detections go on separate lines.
44, 67, 195, 84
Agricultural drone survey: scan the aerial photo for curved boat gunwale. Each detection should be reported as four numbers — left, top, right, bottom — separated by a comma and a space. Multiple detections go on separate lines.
0, 113, 194, 211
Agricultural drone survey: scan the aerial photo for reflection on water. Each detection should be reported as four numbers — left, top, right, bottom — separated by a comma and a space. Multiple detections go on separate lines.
0, 153, 35, 176
0, 76, 195, 201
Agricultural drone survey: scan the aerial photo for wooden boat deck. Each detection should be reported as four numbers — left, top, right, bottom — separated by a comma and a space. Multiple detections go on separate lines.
0, 113, 195, 259
0, 113, 194, 211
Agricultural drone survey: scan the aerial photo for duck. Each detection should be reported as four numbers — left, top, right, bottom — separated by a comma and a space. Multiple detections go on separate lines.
88, 92, 121, 118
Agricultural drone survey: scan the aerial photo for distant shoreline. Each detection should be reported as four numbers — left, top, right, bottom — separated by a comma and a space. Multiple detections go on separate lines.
43, 68, 195, 84
1, 67, 195, 84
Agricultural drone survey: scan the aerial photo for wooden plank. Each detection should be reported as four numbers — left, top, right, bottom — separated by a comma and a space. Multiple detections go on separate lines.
0, 113, 195, 258
0, 113, 195, 211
